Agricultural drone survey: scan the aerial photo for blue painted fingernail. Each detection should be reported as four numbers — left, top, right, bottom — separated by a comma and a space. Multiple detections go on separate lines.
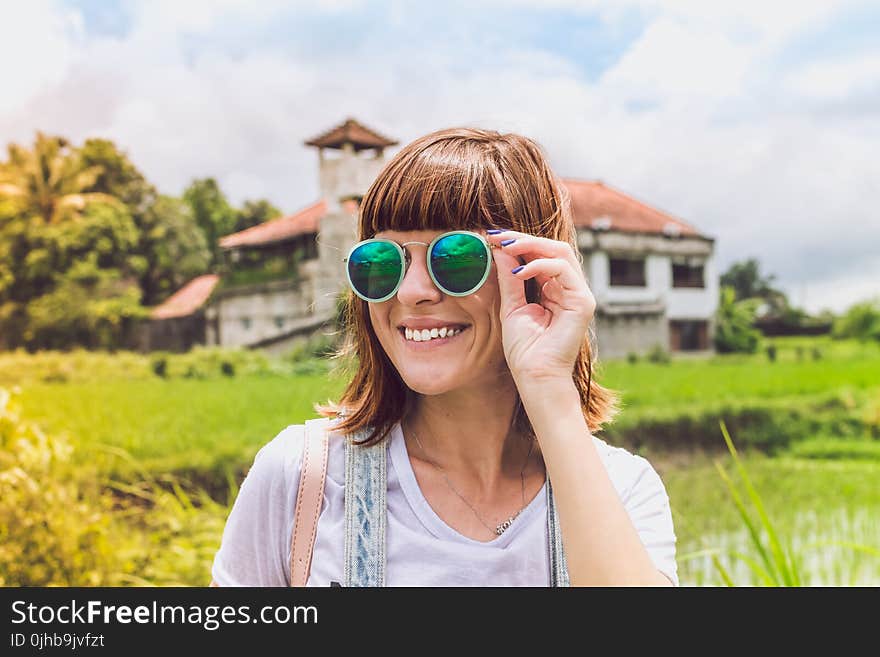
501, 238, 516, 246
511, 265, 524, 274
487, 229, 504, 234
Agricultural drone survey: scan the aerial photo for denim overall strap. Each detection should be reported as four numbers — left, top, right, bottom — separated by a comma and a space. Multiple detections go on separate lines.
343, 430, 387, 587
547, 478, 571, 587
340, 423, 569, 587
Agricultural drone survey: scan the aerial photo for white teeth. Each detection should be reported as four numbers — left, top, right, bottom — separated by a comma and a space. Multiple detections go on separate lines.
402, 326, 465, 342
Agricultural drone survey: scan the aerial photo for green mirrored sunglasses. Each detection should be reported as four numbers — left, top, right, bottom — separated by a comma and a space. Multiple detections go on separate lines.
343, 230, 496, 302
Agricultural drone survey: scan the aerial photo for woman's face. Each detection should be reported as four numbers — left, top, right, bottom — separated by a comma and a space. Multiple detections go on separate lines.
367, 229, 511, 396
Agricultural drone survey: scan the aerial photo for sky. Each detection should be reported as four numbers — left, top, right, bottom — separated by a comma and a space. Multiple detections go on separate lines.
1, 0, 878, 313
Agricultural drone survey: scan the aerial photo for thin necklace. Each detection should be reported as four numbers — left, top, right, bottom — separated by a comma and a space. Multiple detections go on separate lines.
408, 423, 535, 538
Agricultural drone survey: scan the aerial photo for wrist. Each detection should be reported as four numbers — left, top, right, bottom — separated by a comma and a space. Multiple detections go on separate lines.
512, 369, 576, 391
514, 371, 579, 405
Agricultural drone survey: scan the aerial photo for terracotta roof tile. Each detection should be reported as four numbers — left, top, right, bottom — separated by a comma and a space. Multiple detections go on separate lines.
305, 118, 398, 151
219, 200, 325, 249
151, 274, 220, 320
562, 179, 708, 239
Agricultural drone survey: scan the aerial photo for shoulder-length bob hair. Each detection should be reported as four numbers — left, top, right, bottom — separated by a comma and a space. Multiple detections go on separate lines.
315, 127, 619, 446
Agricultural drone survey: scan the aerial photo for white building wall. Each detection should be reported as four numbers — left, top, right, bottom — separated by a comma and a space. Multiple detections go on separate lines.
666, 253, 719, 319
587, 251, 665, 307
586, 250, 607, 292
583, 235, 716, 322
578, 231, 718, 358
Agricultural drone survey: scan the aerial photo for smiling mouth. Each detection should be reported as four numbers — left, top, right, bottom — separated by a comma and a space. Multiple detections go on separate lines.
397, 325, 470, 346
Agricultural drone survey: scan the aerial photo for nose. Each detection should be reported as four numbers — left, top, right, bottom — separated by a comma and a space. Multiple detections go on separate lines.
396, 247, 442, 305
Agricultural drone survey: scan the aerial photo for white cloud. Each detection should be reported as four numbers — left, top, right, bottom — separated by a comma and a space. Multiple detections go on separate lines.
0, 0, 82, 114
598, 16, 755, 106
786, 53, 880, 102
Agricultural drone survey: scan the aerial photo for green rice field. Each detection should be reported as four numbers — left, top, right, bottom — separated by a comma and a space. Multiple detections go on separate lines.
2, 335, 879, 586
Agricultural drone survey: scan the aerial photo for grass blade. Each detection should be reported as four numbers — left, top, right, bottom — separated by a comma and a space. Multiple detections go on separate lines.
719, 420, 799, 586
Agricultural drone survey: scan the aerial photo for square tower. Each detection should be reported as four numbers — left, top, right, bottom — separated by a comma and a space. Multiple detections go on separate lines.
305, 118, 398, 316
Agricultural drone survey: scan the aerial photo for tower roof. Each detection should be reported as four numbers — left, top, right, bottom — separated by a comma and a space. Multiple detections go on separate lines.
304, 118, 398, 151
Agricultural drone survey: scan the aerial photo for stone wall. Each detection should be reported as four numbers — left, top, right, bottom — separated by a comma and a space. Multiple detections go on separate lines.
138, 314, 208, 353
593, 312, 668, 360
206, 263, 318, 348
317, 144, 387, 213
314, 208, 358, 317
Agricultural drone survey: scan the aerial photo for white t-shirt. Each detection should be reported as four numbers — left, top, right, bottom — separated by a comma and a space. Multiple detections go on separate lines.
211, 419, 679, 586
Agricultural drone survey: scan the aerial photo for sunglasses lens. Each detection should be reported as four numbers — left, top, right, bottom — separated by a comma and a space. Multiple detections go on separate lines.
430, 233, 489, 295
348, 241, 402, 300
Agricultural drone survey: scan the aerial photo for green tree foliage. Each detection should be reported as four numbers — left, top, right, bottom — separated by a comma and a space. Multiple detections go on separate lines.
0, 134, 211, 348
79, 139, 210, 306
0, 200, 147, 349
80, 138, 155, 212
715, 285, 762, 353
0, 135, 220, 349
0, 133, 122, 224
139, 195, 210, 305
721, 257, 783, 303
719, 258, 830, 336
832, 298, 880, 342
720, 257, 792, 318
235, 198, 280, 232
183, 178, 237, 265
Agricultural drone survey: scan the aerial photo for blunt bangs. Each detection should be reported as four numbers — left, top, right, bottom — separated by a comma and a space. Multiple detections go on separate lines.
359, 132, 512, 238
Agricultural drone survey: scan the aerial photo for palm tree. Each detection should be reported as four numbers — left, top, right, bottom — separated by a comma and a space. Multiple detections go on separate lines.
0, 132, 120, 223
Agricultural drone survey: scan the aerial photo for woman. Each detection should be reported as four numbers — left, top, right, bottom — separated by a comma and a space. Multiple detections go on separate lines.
211, 127, 678, 586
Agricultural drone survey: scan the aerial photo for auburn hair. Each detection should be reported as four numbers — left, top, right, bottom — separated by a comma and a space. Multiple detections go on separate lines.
315, 127, 619, 445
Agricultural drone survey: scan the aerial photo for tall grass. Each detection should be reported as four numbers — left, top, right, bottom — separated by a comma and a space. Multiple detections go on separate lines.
0, 387, 230, 586
676, 421, 880, 586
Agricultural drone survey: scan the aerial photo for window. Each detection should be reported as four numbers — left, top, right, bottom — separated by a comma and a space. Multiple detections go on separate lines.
241, 317, 251, 330
672, 262, 705, 288
609, 257, 646, 287
274, 316, 285, 329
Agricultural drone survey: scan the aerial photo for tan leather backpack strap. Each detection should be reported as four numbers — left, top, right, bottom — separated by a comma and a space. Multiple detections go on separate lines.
289, 418, 330, 587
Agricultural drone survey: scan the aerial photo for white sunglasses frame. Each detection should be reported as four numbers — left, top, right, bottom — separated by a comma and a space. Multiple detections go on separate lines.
342, 230, 498, 303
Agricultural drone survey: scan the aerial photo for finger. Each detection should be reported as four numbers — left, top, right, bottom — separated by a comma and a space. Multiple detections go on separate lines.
541, 276, 565, 302
491, 240, 527, 317
510, 257, 589, 297
488, 233, 580, 269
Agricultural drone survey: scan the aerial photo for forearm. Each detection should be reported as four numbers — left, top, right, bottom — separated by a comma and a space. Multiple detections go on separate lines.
516, 376, 671, 586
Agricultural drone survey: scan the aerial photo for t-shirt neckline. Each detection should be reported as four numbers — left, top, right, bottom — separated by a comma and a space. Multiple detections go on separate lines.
390, 421, 547, 548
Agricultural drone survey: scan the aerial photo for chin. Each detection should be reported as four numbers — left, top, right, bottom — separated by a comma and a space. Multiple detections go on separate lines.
399, 369, 464, 396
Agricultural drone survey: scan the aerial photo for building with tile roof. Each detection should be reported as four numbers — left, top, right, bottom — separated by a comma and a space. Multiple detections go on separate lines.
147, 119, 718, 358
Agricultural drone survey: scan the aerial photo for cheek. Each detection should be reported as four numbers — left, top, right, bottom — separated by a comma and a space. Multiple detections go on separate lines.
368, 307, 393, 344
467, 292, 503, 347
